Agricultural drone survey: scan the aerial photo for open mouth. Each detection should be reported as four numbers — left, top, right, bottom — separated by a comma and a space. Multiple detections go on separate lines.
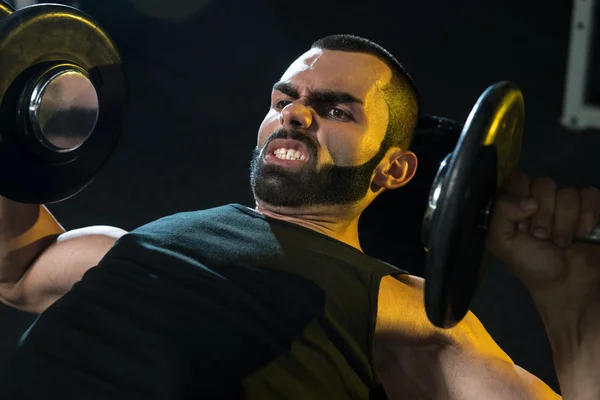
265, 138, 311, 163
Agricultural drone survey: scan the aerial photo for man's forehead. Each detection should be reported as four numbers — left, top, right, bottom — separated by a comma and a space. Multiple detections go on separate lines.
278, 48, 392, 98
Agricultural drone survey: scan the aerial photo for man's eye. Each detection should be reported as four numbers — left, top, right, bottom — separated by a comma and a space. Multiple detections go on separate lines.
274, 100, 291, 109
327, 108, 350, 120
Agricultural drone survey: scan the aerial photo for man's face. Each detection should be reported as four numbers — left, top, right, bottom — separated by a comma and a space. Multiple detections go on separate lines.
250, 49, 392, 208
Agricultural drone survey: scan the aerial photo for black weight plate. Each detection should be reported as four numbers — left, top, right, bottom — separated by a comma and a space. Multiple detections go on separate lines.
0, 4, 126, 204
424, 81, 525, 328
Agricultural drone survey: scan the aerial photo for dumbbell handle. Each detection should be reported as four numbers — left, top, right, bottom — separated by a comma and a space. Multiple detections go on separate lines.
579, 224, 600, 243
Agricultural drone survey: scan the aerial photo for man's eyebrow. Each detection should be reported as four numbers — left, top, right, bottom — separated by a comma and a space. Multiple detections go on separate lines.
272, 82, 299, 98
272, 81, 364, 106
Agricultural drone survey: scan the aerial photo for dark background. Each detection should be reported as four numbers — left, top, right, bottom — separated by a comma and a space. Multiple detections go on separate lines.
2, 0, 600, 394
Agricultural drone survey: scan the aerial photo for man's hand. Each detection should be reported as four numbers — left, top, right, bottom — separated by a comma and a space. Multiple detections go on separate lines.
485, 171, 600, 399
486, 172, 600, 296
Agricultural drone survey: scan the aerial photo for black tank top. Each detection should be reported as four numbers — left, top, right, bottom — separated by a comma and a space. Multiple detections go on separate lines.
1, 204, 406, 399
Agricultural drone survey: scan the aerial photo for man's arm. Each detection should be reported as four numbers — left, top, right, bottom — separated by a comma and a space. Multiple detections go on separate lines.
0, 197, 126, 314
375, 275, 560, 399
527, 278, 600, 400
483, 174, 600, 399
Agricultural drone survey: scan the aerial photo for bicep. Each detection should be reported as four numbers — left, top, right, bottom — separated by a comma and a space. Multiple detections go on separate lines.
1, 226, 126, 314
381, 346, 560, 400
379, 274, 560, 399
456, 312, 560, 398
379, 319, 560, 400
385, 274, 513, 362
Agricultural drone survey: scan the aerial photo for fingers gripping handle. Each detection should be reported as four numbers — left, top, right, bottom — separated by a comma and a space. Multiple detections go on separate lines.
577, 222, 600, 244
478, 191, 600, 245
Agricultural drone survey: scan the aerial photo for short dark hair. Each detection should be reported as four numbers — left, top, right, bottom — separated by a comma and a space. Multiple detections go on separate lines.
311, 34, 420, 150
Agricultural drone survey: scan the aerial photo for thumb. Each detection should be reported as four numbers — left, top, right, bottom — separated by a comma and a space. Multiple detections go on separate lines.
487, 194, 539, 246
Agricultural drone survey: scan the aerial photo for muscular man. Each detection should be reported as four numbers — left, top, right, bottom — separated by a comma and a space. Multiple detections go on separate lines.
0, 34, 598, 399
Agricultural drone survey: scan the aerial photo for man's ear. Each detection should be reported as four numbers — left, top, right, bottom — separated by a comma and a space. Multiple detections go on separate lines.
372, 149, 418, 190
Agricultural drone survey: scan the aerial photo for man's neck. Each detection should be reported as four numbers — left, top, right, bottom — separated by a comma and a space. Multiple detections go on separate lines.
254, 201, 364, 252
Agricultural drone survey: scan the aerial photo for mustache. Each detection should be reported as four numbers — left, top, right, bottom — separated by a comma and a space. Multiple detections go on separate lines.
263, 128, 319, 156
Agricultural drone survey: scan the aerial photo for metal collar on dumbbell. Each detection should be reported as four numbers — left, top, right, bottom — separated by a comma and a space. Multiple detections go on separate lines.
25, 65, 99, 153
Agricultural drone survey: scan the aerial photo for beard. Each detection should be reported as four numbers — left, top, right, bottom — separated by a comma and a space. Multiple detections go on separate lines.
249, 128, 389, 208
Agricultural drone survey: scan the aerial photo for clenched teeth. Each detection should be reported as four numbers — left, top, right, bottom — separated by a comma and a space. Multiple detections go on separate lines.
273, 148, 307, 161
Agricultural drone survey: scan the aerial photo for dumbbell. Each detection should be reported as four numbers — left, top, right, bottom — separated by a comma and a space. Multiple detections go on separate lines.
422, 81, 600, 328
0, 1, 126, 204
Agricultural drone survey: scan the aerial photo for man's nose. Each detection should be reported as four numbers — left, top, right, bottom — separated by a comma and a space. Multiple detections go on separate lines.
279, 102, 313, 130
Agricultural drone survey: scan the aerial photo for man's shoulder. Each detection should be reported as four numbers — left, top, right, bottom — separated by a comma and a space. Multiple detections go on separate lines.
133, 204, 246, 231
